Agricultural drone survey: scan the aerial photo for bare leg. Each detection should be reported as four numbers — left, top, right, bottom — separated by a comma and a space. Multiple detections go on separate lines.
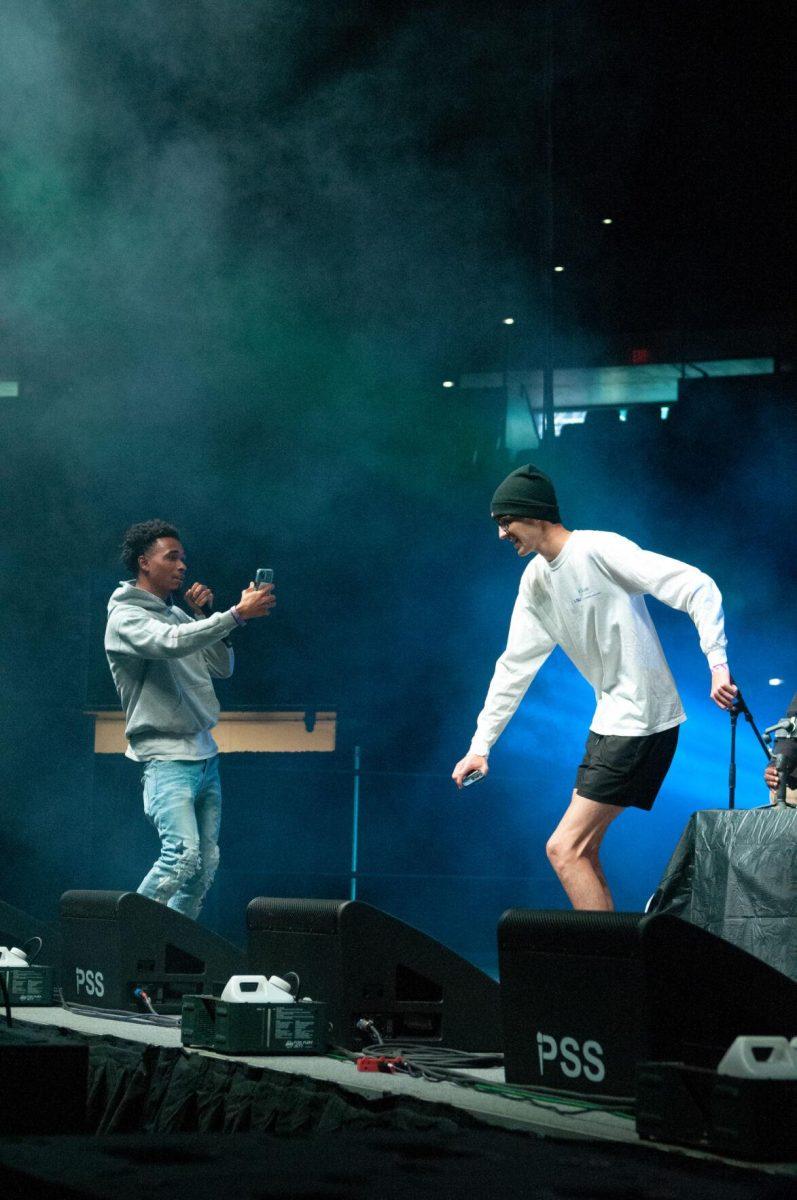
545, 790, 624, 911
585, 848, 614, 911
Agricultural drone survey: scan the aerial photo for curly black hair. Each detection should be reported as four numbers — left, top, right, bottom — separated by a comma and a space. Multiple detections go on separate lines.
121, 519, 180, 576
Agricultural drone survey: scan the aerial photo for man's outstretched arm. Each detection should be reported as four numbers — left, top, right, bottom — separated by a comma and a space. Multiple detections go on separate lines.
108, 584, 274, 661
108, 606, 238, 660
452, 593, 555, 786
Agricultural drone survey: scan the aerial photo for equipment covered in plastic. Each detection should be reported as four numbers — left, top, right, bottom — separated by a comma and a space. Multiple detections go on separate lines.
649, 807, 796, 979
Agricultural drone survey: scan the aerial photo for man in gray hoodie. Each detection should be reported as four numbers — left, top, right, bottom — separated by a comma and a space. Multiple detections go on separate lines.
105, 519, 274, 919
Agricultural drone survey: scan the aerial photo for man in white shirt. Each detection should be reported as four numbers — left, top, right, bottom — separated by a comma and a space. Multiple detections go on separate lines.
452, 464, 737, 911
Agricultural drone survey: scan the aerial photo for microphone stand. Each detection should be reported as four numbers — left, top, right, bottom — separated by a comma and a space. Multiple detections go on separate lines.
728, 689, 770, 809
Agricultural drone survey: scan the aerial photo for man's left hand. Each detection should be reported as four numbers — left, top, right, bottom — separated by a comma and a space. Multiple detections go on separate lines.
185, 582, 214, 615
710, 664, 737, 710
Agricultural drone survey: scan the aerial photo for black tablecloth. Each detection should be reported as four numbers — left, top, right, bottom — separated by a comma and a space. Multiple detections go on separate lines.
650, 806, 796, 978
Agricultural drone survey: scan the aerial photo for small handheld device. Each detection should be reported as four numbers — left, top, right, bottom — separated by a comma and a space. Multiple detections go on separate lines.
462, 769, 485, 787
255, 568, 274, 589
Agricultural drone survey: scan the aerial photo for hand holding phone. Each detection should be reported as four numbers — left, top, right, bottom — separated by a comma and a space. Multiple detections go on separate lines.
236, 570, 276, 619
452, 753, 489, 789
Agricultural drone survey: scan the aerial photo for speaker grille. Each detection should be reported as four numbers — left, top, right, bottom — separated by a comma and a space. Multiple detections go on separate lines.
60, 890, 127, 920
498, 908, 646, 957
246, 897, 349, 934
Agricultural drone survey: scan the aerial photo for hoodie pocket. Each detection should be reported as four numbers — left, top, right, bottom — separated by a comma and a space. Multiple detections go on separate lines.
134, 662, 218, 735
179, 678, 221, 727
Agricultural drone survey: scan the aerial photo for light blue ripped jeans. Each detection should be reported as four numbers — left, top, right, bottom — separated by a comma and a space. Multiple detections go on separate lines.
137, 757, 222, 920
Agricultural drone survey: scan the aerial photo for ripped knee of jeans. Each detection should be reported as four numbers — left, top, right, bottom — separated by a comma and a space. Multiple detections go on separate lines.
198, 843, 220, 891
171, 842, 202, 884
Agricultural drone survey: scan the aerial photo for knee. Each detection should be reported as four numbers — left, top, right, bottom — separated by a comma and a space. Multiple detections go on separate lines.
546, 833, 581, 872
546, 833, 566, 869
200, 844, 220, 885
172, 842, 202, 882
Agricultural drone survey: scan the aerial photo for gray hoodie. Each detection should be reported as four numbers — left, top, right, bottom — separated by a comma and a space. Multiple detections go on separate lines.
105, 582, 236, 761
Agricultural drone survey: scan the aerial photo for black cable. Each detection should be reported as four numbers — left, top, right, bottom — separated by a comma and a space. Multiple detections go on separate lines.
22, 936, 43, 963
481, 1078, 635, 1110
356, 1018, 382, 1044
335, 1038, 634, 1117
359, 1040, 634, 1104
498, 1080, 634, 1106
361, 1040, 503, 1070
467, 1081, 634, 1119
59, 993, 180, 1028
0, 971, 13, 1028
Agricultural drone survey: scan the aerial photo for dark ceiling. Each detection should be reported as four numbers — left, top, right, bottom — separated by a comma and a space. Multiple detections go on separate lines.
0, 1, 792, 382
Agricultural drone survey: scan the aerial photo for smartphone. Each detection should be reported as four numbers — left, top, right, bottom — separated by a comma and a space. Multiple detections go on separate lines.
255, 568, 274, 589
462, 769, 485, 787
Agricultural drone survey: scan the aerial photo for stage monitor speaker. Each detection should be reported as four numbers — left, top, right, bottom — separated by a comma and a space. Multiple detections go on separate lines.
498, 909, 796, 1098
0, 898, 60, 969
247, 897, 501, 1051
60, 890, 245, 1013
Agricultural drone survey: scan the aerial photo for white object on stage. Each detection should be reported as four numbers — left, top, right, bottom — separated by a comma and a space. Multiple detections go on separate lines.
0, 946, 29, 968
220, 974, 295, 1004
717, 1035, 797, 1079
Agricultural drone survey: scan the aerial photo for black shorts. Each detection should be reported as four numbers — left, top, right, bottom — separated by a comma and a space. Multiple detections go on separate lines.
574, 725, 679, 811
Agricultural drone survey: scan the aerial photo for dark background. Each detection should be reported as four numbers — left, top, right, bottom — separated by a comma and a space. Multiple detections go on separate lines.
0, 1, 794, 966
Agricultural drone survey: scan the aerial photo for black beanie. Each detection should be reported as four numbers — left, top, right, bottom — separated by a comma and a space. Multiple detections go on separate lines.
491, 463, 561, 523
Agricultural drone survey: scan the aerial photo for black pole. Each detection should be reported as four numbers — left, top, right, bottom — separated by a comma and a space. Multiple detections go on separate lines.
728, 689, 771, 809
541, 0, 555, 447
734, 690, 771, 759
728, 707, 737, 809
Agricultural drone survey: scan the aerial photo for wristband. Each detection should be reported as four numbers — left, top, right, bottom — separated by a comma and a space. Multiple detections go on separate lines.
230, 605, 247, 627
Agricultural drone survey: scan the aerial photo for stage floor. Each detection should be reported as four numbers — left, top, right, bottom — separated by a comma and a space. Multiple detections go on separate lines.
10, 1005, 794, 1177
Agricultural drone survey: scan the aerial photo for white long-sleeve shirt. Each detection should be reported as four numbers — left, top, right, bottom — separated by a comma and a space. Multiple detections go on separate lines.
469, 530, 728, 756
